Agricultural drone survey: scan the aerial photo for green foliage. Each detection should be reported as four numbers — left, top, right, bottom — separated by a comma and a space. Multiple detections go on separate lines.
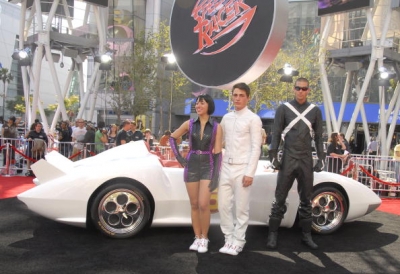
108, 22, 189, 125
47, 95, 80, 119
8, 96, 27, 114
0, 67, 14, 116
222, 31, 322, 113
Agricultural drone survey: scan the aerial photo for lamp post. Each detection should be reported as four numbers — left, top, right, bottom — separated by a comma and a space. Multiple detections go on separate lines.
277, 63, 299, 101
377, 66, 391, 157
161, 53, 177, 131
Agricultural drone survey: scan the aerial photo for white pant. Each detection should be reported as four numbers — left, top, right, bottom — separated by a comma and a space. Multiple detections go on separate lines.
218, 163, 251, 247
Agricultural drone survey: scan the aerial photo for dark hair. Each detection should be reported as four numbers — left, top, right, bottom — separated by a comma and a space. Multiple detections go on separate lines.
232, 82, 250, 97
329, 132, 339, 146
196, 94, 215, 115
97, 121, 105, 128
295, 77, 309, 86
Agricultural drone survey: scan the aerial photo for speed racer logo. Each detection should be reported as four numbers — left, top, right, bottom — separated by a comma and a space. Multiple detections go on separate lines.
191, 0, 257, 55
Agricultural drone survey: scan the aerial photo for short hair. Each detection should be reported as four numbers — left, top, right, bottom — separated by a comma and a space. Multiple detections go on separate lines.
295, 77, 309, 86
122, 120, 131, 126
196, 94, 215, 115
97, 121, 105, 128
131, 121, 137, 125
232, 82, 250, 97
164, 130, 171, 136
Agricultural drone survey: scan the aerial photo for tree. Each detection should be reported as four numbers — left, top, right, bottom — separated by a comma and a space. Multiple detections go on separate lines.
0, 67, 14, 119
8, 95, 52, 117
108, 22, 189, 130
222, 31, 322, 113
47, 95, 80, 121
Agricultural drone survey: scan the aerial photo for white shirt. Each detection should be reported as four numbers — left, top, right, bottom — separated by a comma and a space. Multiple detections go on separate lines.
221, 106, 262, 177
72, 127, 87, 149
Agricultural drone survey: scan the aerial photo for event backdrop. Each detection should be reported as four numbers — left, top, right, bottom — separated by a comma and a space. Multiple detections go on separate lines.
170, 0, 289, 89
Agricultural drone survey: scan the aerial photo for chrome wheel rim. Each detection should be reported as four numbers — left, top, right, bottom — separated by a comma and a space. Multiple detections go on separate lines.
98, 188, 145, 235
311, 191, 345, 233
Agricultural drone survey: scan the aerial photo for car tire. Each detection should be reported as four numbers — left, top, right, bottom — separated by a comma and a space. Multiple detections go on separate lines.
90, 181, 151, 239
311, 186, 348, 235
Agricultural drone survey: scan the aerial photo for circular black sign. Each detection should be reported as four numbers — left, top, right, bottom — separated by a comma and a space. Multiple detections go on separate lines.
170, 0, 288, 89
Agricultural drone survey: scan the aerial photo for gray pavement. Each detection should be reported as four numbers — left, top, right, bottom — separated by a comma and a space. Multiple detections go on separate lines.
0, 197, 399, 274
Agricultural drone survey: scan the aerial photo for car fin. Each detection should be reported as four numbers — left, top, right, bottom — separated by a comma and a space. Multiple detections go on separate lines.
31, 159, 66, 185
45, 150, 74, 173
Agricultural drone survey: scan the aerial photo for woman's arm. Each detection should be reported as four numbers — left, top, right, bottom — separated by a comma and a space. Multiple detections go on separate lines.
171, 120, 190, 139
213, 124, 223, 154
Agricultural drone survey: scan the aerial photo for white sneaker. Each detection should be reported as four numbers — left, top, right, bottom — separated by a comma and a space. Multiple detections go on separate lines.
189, 237, 201, 251
219, 242, 232, 254
197, 238, 209, 253
226, 245, 243, 256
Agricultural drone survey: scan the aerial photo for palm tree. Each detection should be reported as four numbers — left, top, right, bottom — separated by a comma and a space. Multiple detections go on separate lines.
0, 67, 14, 119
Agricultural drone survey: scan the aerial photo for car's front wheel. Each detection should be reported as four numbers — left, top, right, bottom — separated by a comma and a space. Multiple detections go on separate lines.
90, 181, 151, 238
311, 186, 348, 234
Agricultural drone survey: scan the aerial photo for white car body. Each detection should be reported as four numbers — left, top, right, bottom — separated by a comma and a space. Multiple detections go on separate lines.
18, 141, 381, 238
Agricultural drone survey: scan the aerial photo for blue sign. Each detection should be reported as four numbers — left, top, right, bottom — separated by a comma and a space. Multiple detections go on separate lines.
185, 99, 400, 124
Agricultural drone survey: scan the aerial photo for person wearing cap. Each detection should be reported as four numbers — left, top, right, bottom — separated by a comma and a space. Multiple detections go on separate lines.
1, 116, 19, 166
144, 128, 154, 150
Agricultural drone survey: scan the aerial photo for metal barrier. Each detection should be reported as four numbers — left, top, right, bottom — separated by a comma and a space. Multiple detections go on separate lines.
0, 137, 118, 176
0, 137, 179, 176
326, 154, 400, 198
3, 138, 398, 198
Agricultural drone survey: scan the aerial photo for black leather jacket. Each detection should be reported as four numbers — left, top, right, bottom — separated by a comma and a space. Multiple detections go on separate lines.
270, 100, 324, 160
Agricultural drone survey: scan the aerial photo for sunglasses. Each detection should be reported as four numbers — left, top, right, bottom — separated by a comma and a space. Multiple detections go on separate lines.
294, 86, 309, 91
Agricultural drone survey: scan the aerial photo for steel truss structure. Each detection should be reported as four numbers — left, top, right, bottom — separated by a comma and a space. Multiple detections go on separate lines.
11, 0, 108, 133
319, 0, 400, 156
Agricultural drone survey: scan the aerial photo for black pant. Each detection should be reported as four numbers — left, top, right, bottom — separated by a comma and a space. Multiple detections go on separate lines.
270, 153, 314, 220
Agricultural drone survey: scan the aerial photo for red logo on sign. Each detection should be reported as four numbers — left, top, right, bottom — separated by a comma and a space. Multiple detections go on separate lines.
191, 0, 257, 55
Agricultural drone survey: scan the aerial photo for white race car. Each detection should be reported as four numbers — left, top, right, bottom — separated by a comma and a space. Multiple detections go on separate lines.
18, 141, 381, 239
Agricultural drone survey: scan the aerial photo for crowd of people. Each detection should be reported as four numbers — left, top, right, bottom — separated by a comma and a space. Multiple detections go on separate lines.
0, 117, 161, 175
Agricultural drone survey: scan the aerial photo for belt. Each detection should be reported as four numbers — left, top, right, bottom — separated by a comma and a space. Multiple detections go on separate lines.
190, 150, 211, 155
224, 157, 248, 165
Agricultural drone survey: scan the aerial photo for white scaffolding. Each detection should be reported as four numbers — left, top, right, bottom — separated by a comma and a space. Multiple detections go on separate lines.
319, 0, 400, 156
12, 0, 109, 134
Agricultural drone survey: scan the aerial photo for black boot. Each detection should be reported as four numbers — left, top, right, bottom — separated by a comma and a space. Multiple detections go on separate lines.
299, 219, 318, 250
301, 232, 318, 250
267, 217, 281, 249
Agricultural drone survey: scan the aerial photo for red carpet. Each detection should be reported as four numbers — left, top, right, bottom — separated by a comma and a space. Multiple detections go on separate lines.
0, 176, 35, 199
377, 198, 400, 215
1, 176, 399, 215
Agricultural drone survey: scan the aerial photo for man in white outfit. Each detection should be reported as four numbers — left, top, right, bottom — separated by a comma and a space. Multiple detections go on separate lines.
218, 82, 262, 256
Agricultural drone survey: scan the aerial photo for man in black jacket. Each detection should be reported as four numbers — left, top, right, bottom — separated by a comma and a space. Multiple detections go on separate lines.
267, 77, 325, 250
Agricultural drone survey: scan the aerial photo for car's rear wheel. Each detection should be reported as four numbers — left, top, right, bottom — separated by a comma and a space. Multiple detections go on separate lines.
311, 186, 348, 234
90, 182, 151, 238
